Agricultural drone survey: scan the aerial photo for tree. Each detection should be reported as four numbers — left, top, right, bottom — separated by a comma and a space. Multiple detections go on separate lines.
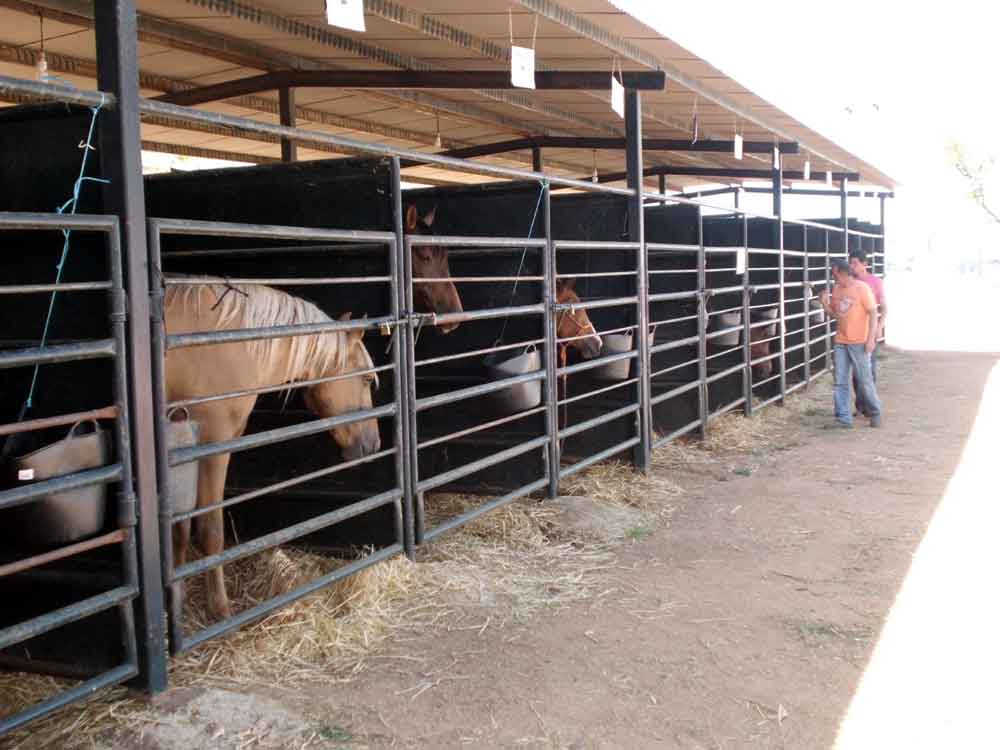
951, 142, 1000, 224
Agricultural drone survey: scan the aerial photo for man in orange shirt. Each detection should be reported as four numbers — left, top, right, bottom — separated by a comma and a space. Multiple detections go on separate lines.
819, 259, 882, 427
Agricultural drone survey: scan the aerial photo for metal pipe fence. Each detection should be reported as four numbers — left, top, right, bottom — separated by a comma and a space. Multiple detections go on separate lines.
147, 218, 406, 655
0, 213, 141, 736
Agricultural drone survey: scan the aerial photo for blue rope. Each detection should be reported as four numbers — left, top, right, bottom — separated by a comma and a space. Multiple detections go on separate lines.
495, 180, 547, 347
20, 94, 110, 417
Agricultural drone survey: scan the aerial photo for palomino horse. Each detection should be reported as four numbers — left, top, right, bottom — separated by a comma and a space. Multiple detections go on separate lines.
406, 204, 463, 333
165, 278, 381, 620
555, 277, 602, 361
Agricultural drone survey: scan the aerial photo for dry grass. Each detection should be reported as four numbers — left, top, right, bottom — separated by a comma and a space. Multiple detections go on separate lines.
1, 371, 840, 749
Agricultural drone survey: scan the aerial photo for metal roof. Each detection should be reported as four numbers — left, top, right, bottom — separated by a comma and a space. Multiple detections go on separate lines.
0, 0, 896, 189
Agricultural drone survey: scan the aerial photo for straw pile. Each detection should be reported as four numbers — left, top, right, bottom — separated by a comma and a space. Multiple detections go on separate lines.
0, 369, 843, 748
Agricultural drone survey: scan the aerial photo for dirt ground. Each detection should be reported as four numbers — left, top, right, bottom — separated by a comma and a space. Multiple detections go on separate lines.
4, 344, 999, 750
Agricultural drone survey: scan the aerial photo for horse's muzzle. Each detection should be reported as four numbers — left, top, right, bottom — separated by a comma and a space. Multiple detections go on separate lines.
342, 432, 381, 461
579, 335, 603, 360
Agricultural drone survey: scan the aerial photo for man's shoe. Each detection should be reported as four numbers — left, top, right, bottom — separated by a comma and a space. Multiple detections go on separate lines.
824, 420, 853, 429
870, 415, 882, 428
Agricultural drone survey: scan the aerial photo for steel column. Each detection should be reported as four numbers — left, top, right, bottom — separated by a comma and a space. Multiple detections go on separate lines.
278, 87, 297, 162
532, 146, 543, 173
840, 178, 849, 258
94, 0, 168, 695
696, 206, 708, 437
741, 213, 752, 417
824, 230, 832, 371
658, 173, 666, 205
625, 90, 651, 472
802, 225, 811, 385
773, 153, 786, 405
541, 182, 560, 497
390, 157, 414, 556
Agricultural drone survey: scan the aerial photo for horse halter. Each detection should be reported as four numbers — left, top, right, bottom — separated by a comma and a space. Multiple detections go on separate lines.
556, 307, 597, 345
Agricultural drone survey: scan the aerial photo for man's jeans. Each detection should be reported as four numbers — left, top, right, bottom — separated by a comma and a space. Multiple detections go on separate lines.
853, 342, 879, 414
835, 343, 881, 425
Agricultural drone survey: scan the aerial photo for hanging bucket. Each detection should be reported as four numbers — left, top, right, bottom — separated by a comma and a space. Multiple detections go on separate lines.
0, 420, 110, 547
165, 407, 200, 515
751, 307, 778, 338
592, 331, 634, 381
483, 346, 542, 413
708, 311, 743, 347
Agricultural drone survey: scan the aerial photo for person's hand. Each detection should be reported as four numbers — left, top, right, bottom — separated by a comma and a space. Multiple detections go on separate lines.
819, 289, 829, 306
865, 338, 875, 354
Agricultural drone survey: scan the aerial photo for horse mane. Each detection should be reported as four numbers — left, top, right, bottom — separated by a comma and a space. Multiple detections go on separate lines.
165, 275, 375, 386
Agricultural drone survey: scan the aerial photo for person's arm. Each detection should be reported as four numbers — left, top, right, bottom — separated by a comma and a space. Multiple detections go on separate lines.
864, 287, 878, 353
877, 285, 887, 339
819, 288, 839, 318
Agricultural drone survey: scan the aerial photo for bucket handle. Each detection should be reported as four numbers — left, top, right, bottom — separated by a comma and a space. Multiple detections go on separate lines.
66, 418, 101, 440
166, 406, 191, 424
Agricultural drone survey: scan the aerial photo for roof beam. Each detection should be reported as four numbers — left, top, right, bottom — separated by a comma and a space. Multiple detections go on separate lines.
0, 42, 594, 178
515, 0, 856, 173
406, 137, 797, 163
0, 41, 472, 150
359, 0, 745, 170
157, 69, 667, 107
182, 0, 619, 136
13, 0, 602, 140
593, 165, 861, 184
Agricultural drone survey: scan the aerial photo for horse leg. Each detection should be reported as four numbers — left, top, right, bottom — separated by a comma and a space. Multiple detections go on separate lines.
172, 518, 191, 569
194, 451, 234, 621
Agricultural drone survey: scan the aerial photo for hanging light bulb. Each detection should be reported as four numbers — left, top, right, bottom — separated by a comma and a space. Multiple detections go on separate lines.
591, 149, 599, 183
35, 52, 48, 82
35, 13, 48, 82
433, 114, 442, 149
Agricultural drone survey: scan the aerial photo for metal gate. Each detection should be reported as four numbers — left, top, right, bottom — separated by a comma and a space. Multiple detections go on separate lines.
0, 213, 142, 734
147, 218, 408, 654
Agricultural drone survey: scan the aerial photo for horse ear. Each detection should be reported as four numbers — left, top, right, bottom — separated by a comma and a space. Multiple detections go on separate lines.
557, 277, 576, 293
348, 313, 367, 343
338, 312, 352, 322
422, 205, 437, 228
405, 205, 418, 231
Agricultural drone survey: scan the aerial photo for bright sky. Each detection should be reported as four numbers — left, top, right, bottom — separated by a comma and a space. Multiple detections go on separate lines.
612, 0, 1000, 264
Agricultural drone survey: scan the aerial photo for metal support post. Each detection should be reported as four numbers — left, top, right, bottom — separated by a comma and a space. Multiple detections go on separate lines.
279, 87, 297, 162
840, 178, 849, 259
824, 229, 832, 371
741, 213, 752, 417
95, 0, 168, 694
532, 145, 543, 173
625, 90, 652, 471
773, 153, 786, 405
542, 183, 560, 497
658, 173, 666, 205
802, 225, 811, 386
696, 205, 708, 437
390, 158, 414, 556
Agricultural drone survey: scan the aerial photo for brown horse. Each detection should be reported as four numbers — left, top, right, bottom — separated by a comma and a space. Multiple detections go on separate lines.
555, 277, 602, 360
749, 308, 778, 379
406, 204, 463, 333
164, 278, 381, 620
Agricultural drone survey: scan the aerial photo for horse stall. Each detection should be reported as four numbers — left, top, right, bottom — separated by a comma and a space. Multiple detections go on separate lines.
143, 167, 658, 544
0, 105, 145, 733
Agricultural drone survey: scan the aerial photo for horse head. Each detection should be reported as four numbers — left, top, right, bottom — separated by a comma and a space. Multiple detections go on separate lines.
556, 278, 602, 360
302, 313, 381, 461
748, 308, 777, 380
406, 205, 463, 334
